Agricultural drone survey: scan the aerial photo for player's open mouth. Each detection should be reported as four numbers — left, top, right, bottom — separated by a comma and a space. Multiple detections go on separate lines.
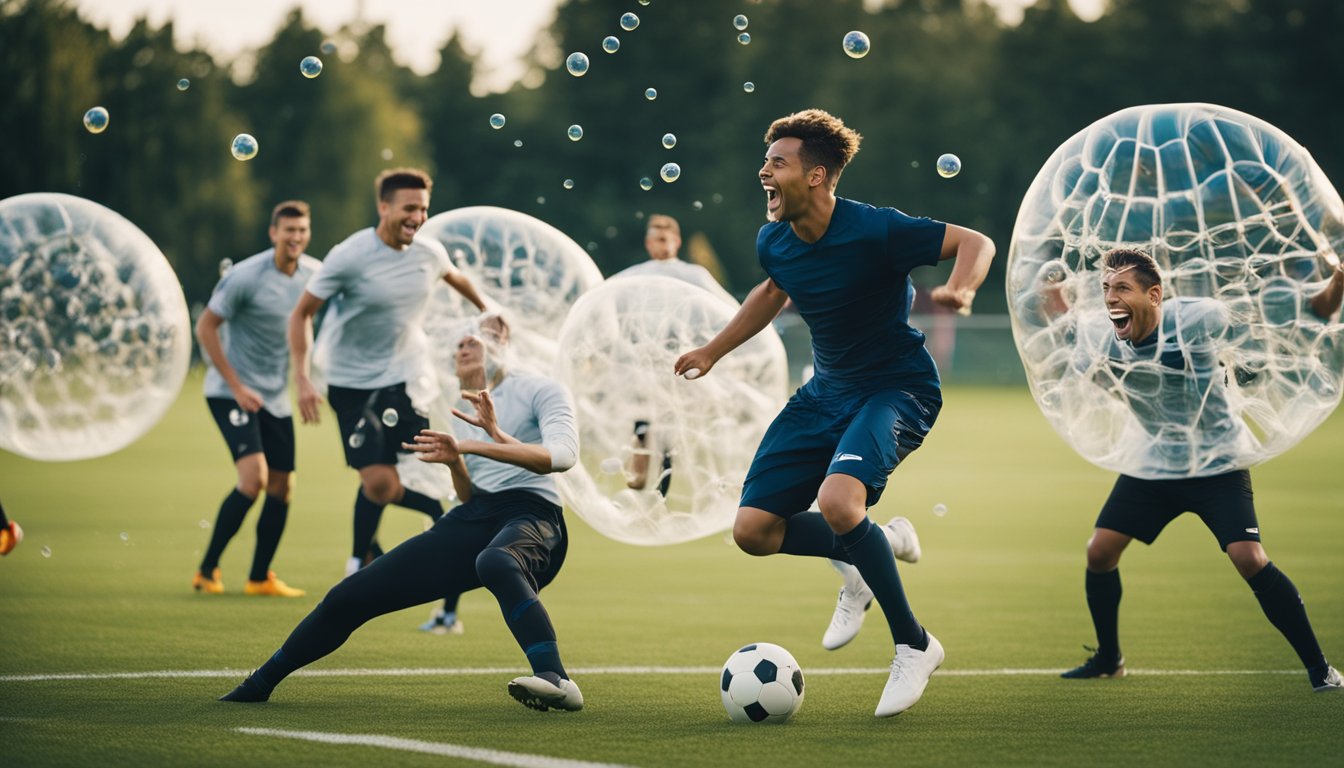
763, 186, 779, 210
1109, 309, 1131, 335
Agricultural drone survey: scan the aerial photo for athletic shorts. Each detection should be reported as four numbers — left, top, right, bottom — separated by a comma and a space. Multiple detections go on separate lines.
206, 398, 296, 472
445, 489, 568, 592
740, 386, 940, 517
1096, 470, 1259, 551
327, 382, 430, 469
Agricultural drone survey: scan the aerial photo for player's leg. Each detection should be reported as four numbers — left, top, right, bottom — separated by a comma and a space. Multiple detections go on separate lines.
220, 515, 486, 702
197, 399, 266, 593
626, 419, 652, 490
327, 385, 388, 574
375, 383, 445, 521
245, 411, 304, 596
1197, 471, 1341, 692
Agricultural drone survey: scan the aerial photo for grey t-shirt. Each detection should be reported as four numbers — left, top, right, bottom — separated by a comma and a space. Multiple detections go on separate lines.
203, 249, 321, 417
308, 228, 453, 389
613, 259, 736, 305
455, 372, 578, 508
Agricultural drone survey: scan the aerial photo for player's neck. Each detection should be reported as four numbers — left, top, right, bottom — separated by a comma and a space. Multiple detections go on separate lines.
788, 193, 837, 244
271, 250, 299, 276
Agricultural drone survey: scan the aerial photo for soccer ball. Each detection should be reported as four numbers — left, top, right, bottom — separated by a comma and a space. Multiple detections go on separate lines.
719, 642, 805, 723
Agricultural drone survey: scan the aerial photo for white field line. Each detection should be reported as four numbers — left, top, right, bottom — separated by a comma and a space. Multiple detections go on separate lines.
0, 666, 1302, 683
237, 727, 634, 768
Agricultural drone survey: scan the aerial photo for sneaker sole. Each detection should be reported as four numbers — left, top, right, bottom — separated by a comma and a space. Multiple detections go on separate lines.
508, 682, 566, 712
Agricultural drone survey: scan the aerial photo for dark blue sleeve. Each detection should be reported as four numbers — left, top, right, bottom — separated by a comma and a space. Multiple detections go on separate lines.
885, 208, 946, 272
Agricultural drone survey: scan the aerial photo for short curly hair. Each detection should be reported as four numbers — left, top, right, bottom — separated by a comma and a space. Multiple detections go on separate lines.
763, 109, 862, 188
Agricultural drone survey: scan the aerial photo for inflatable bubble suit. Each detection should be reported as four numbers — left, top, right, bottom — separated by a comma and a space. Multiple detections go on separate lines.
1008, 103, 1344, 479
555, 276, 788, 545
0, 193, 191, 460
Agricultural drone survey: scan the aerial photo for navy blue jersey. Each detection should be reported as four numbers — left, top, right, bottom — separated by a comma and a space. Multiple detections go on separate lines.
757, 197, 946, 398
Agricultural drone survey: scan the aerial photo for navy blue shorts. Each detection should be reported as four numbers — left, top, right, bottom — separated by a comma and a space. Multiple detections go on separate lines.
206, 398, 296, 472
327, 383, 430, 470
740, 386, 940, 517
1096, 470, 1259, 551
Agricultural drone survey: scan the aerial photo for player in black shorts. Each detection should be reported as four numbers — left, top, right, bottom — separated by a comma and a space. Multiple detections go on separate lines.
1062, 248, 1341, 692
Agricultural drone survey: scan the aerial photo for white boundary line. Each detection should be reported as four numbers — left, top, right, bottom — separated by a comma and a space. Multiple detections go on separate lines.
236, 727, 634, 768
0, 666, 1301, 683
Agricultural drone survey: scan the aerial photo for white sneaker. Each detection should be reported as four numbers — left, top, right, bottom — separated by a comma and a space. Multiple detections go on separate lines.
508, 673, 584, 712
344, 556, 362, 578
875, 630, 944, 717
1314, 665, 1343, 692
883, 517, 921, 563
823, 560, 874, 650
418, 607, 465, 635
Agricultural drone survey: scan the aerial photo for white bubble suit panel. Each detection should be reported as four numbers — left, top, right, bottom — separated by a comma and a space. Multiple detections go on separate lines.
0, 193, 190, 460
555, 276, 788, 545
1007, 103, 1344, 479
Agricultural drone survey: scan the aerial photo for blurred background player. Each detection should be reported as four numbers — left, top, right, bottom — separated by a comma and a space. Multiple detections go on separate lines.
288, 169, 487, 590
193, 200, 319, 597
220, 315, 587, 712
611, 214, 734, 495
1061, 248, 1341, 692
0, 499, 20, 556
675, 109, 995, 717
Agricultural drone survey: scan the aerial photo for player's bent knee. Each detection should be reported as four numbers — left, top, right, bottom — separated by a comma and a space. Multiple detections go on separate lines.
1084, 541, 1121, 573
475, 547, 524, 587
1227, 541, 1269, 580
732, 525, 775, 557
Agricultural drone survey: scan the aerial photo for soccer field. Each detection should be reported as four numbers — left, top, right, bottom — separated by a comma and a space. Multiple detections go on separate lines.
2, 373, 1341, 767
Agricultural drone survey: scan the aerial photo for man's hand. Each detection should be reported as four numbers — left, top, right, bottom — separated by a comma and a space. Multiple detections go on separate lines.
296, 378, 323, 424
673, 347, 717, 380
405, 429, 462, 464
230, 383, 265, 413
931, 285, 976, 317
454, 390, 499, 439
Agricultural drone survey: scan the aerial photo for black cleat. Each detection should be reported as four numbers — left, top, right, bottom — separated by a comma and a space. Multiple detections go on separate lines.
219, 673, 271, 702
1061, 646, 1126, 679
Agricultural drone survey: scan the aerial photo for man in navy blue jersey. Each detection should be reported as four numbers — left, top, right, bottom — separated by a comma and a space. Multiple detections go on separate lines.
676, 109, 995, 717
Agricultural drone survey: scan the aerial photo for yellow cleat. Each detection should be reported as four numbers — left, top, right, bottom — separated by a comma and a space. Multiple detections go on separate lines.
192, 567, 225, 594
244, 572, 306, 597
0, 521, 22, 556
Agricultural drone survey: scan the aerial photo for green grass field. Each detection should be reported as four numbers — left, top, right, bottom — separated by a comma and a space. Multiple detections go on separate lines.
2, 372, 1341, 766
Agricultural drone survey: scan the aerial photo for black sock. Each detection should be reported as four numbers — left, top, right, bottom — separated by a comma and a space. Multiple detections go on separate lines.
1247, 562, 1326, 671
656, 450, 672, 497
778, 511, 850, 561
1085, 569, 1123, 661
839, 518, 923, 648
477, 547, 566, 678
200, 489, 255, 573
248, 495, 289, 582
396, 488, 443, 520
352, 489, 384, 560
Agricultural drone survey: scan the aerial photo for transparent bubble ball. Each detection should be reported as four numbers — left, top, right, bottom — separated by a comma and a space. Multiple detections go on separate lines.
639, 177, 654, 191
743, 82, 755, 93
932, 503, 947, 517
733, 15, 749, 31
176, 78, 190, 92
737, 32, 751, 45
660, 163, 681, 183
119, 531, 129, 542
645, 87, 657, 101
489, 113, 506, 130
936, 153, 962, 178
230, 133, 258, 161
620, 13, 640, 31
567, 124, 584, 142
692, 201, 704, 211
0, 193, 191, 460
565, 52, 590, 77
381, 407, 399, 428
514, 139, 523, 148
563, 179, 575, 190
555, 276, 788, 545
41, 546, 52, 558
83, 107, 109, 134
842, 31, 871, 59
1007, 103, 1344, 479
320, 40, 337, 55
299, 56, 323, 79
602, 36, 620, 54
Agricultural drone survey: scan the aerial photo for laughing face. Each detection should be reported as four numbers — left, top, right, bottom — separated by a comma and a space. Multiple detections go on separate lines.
376, 187, 430, 248
759, 137, 816, 223
269, 215, 310, 268
1102, 265, 1162, 343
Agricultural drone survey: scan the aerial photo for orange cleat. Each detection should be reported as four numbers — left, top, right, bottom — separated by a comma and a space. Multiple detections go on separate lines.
192, 567, 225, 594
244, 572, 306, 597
0, 521, 22, 556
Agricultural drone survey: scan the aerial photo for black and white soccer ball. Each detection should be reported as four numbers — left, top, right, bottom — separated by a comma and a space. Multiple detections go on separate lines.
719, 642, 805, 723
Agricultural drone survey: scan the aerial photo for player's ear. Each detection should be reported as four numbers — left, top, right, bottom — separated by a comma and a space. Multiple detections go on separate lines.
1149, 283, 1163, 305
808, 164, 827, 188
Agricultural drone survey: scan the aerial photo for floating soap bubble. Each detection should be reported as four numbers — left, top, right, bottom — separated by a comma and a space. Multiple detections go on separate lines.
660, 163, 681, 183
176, 78, 190, 91
41, 546, 52, 558
661, 133, 677, 150
932, 503, 947, 517
1008, 103, 1344, 480
563, 179, 575, 190
299, 56, 323, 78
320, 40, 337, 55
602, 36, 620, 54
645, 87, 657, 101
199, 519, 211, 529
0, 193, 191, 461
639, 0, 650, 5
536, 197, 546, 205
568, 124, 584, 142
381, 407, 399, 428
842, 31, 871, 59
230, 133, 258, 161
733, 15, 749, 30
936, 153, 962, 178
381, 148, 394, 161
692, 201, 704, 211
743, 82, 755, 93
555, 276, 788, 545
640, 177, 654, 191
514, 139, 523, 148
119, 531, 129, 542
620, 12, 640, 31
565, 52, 590, 77
83, 107, 109, 134
489, 113, 506, 130
737, 32, 751, 45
